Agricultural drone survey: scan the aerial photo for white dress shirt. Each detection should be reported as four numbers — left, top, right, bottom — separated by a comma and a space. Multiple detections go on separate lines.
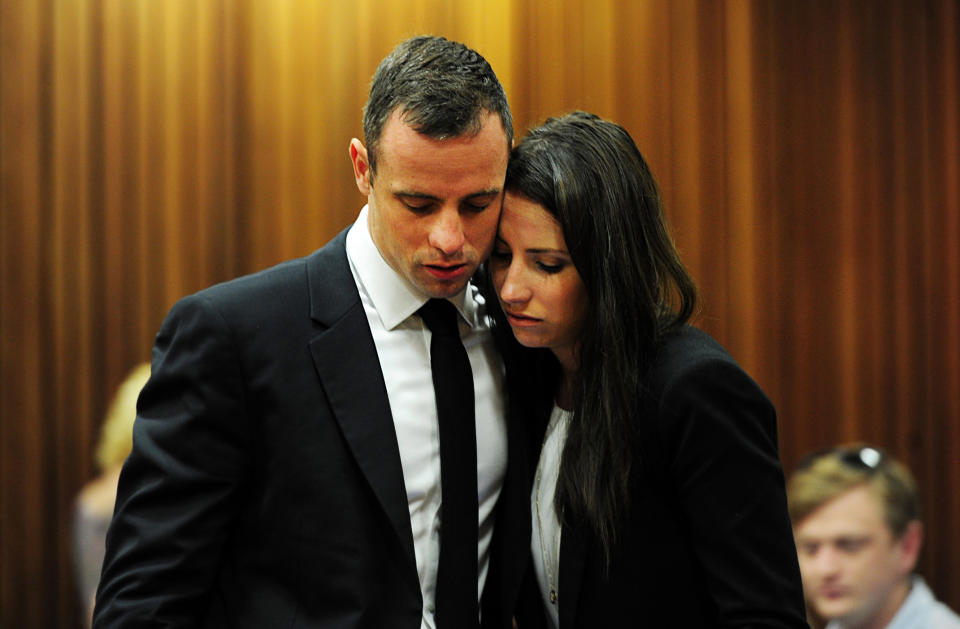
345, 206, 507, 629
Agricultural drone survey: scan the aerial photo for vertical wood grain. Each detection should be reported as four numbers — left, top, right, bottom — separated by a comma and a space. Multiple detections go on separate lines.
1, 1, 958, 626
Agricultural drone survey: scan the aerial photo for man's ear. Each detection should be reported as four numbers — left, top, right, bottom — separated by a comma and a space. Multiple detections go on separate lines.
898, 520, 923, 574
349, 138, 371, 195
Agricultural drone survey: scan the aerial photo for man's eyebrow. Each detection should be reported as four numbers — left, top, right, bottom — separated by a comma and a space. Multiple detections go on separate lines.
394, 189, 501, 201
394, 190, 440, 201
464, 188, 501, 199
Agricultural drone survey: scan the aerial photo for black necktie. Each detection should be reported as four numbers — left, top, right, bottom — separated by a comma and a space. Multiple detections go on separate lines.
418, 298, 479, 629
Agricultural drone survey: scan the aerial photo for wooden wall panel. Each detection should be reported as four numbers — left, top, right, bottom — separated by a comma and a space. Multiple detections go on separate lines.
744, 0, 960, 606
1, 1, 957, 626
2, 1, 56, 625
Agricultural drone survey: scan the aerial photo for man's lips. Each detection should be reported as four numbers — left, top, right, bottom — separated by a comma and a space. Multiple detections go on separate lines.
820, 586, 850, 599
424, 263, 468, 280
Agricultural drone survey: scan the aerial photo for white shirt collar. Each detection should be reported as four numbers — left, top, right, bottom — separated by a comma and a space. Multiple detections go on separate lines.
345, 205, 482, 331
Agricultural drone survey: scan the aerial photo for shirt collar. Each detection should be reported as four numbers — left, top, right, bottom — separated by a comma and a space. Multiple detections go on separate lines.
345, 205, 482, 331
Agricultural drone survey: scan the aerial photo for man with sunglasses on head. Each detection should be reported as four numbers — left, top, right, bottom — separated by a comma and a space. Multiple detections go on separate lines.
787, 445, 960, 629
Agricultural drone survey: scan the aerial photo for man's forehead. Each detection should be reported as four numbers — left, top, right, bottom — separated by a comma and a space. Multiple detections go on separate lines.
374, 110, 508, 198
380, 109, 508, 153
796, 487, 889, 539
796, 526, 875, 543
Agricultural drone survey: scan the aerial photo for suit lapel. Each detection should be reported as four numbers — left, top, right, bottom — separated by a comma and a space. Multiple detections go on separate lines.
306, 230, 417, 566
483, 384, 534, 627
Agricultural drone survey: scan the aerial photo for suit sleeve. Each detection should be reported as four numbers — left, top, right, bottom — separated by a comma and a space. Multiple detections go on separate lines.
656, 356, 807, 628
93, 293, 254, 628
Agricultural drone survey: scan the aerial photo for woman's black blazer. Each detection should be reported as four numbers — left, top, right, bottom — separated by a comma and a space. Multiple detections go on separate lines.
515, 326, 808, 628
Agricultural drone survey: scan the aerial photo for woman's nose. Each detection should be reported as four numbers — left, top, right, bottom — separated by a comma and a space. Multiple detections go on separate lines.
498, 262, 531, 304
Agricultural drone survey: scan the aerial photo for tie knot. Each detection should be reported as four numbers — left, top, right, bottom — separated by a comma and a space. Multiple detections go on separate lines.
418, 299, 460, 337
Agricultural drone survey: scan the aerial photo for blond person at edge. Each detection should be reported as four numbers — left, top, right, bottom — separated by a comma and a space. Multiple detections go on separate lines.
73, 363, 150, 627
789, 445, 960, 629
93, 36, 530, 629
486, 111, 807, 627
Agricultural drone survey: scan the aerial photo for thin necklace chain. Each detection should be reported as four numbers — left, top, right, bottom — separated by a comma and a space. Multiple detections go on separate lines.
535, 415, 563, 605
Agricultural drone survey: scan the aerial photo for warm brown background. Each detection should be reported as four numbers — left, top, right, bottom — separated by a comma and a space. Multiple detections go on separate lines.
2, 1, 957, 627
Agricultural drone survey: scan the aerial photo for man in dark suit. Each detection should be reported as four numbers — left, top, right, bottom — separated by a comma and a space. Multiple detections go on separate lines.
93, 35, 528, 629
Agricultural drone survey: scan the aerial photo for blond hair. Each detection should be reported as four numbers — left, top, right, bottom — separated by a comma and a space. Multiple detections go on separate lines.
787, 444, 920, 538
94, 363, 150, 471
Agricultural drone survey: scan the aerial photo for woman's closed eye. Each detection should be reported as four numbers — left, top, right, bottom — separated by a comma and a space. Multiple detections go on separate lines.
536, 260, 566, 274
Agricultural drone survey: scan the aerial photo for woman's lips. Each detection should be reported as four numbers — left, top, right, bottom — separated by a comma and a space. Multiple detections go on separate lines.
505, 311, 541, 327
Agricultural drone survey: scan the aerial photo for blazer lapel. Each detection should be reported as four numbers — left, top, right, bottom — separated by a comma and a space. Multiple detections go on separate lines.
557, 523, 587, 629
305, 230, 417, 566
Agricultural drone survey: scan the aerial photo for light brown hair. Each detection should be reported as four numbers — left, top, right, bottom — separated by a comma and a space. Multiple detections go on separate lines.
787, 444, 920, 538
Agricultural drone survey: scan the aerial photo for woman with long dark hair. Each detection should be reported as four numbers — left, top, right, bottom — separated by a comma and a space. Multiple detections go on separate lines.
489, 111, 807, 627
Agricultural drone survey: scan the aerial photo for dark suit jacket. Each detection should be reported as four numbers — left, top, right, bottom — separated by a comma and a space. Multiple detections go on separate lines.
93, 230, 530, 629
515, 327, 807, 628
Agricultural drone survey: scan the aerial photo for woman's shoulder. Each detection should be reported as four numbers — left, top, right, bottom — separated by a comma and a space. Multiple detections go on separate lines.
642, 326, 777, 457
648, 325, 767, 404
652, 326, 736, 374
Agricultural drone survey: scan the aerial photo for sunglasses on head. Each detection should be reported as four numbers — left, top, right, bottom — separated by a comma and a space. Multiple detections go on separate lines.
797, 445, 886, 472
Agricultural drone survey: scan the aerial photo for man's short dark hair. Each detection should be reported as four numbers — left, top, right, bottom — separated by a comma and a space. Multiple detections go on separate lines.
362, 35, 513, 177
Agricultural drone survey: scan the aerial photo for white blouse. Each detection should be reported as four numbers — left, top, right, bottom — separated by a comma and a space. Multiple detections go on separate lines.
531, 404, 571, 629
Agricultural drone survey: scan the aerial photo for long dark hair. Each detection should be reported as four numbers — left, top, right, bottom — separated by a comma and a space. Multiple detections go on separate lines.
504, 111, 698, 565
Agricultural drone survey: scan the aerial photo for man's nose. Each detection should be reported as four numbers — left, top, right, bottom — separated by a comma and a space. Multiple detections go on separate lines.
428, 209, 466, 255
810, 547, 841, 577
